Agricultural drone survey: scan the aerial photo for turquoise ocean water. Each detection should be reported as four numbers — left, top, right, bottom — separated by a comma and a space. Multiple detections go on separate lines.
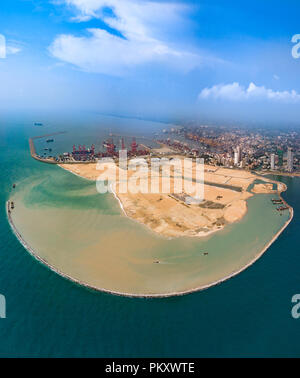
0, 114, 300, 357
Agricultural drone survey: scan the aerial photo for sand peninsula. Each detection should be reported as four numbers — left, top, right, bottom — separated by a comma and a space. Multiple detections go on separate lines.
6, 152, 294, 297
59, 157, 283, 238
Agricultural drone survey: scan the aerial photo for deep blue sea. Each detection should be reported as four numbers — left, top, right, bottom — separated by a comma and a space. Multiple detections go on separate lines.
0, 114, 300, 357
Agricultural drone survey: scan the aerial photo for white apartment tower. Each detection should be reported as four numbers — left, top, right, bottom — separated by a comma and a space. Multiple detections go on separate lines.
237, 146, 242, 161
270, 153, 275, 170
234, 146, 242, 166
234, 150, 239, 166
287, 147, 293, 172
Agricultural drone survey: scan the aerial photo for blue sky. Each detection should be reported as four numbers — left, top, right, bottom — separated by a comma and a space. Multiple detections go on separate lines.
1, 0, 300, 125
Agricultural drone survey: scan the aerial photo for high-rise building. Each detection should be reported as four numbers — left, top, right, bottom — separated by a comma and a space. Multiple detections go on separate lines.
234, 150, 239, 166
234, 146, 241, 166
270, 153, 275, 170
287, 147, 293, 172
237, 146, 242, 161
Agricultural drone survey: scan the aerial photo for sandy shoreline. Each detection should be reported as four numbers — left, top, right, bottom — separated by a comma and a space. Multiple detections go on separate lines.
262, 171, 300, 178
60, 164, 227, 239
110, 183, 128, 217
108, 182, 226, 240
57, 162, 291, 245
59, 164, 95, 182
58, 162, 259, 238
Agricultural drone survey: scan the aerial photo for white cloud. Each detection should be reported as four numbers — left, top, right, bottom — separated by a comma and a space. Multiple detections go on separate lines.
6, 46, 22, 55
199, 82, 300, 103
49, 0, 202, 75
0, 34, 22, 58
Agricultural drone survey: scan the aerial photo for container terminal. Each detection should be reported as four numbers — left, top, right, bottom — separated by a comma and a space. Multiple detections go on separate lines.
29, 133, 153, 164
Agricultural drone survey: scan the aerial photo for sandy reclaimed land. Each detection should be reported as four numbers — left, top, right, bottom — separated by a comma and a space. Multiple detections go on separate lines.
59, 160, 275, 238
251, 183, 275, 194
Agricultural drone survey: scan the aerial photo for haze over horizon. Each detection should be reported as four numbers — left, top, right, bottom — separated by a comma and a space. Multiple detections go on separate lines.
1, 0, 300, 126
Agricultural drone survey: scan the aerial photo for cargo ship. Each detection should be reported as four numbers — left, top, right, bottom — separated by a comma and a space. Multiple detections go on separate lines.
276, 206, 289, 211
271, 199, 283, 204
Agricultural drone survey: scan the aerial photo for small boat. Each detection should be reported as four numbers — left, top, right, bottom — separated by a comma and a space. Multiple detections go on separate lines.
12, 184, 16, 189
34, 122, 43, 126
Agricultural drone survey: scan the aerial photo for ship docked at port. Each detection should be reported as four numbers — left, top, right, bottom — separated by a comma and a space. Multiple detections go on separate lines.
29, 132, 152, 165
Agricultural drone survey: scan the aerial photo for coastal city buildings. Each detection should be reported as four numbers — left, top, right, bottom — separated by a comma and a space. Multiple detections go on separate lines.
157, 125, 299, 174
34, 124, 299, 175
